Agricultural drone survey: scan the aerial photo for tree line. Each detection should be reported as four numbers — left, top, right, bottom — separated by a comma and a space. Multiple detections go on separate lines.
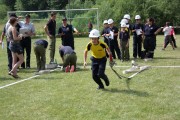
0, 0, 180, 32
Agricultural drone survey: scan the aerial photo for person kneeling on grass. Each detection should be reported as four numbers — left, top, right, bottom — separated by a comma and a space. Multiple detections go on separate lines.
34, 39, 48, 71
84, 29, 114, 90
59, 45, 77, 72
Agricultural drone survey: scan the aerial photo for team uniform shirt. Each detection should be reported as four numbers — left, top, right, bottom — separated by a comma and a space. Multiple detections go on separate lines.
108, 26, 119, 40
85, 41, 108, 59
132, 23, 144, 36
46, 19, 56, 36
101, 27, 110, 41
19, 21, 35, 37
59, 46, 75, 58
170, 28, 175, 35
35, 39, 48, 48
144, 24, 159, 37
119, 30, 130, 41
58, 24, 74, 42
163, 26, 171, 36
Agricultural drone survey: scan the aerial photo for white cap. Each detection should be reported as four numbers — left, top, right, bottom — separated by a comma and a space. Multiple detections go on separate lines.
135, 15, 141, 19
108, 19, 114, 24
103, 20, 108, 24
124, 14, 130, 20
121, 23, 127, 28
89, 29, 100, 38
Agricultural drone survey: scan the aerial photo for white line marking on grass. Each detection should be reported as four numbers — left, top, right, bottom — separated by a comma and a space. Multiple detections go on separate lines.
79, 65, 180, 69
0, 75, 40, 89
0, 68, 61, 90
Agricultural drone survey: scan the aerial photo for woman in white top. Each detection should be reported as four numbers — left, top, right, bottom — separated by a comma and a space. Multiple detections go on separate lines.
162, 22, 175, 50
8, 17, 24, 78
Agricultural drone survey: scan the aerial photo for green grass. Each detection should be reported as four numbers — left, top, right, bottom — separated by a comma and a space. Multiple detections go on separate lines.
0, 35, 180, 120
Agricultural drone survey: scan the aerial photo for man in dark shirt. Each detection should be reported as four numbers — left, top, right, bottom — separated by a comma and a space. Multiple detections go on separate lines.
59, 45, 77, 72
34, 39, 48, 71
44, 12, 56, 63
58, 17, 78, 50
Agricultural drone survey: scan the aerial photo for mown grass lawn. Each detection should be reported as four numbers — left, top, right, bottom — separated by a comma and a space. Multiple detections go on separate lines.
0, 35, 180, 120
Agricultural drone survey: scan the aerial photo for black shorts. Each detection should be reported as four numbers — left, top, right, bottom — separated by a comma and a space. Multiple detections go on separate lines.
9, 42, 23, 54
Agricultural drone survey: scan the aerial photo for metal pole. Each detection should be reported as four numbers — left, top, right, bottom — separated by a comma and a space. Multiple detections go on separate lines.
97, 8, 99, 30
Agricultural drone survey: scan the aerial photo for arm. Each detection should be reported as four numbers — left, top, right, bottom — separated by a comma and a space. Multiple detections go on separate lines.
154, 27, 163, 35
83, 50, 88, 68
44, 25, 51, 37
0, 32, 5, 44
73, 27, 79, 33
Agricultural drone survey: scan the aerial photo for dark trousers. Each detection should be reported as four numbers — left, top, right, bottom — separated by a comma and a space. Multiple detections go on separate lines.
20, 37, 31, 68
109, 39, 121, 59
144, 36, 156, 58
34, 44, 46, 71
133, 35, 142, 58
164, 35, 176, 48
7, 41, 12, 71
91, 57, 109, 88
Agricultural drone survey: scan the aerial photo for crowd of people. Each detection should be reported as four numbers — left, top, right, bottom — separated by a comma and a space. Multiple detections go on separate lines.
0, 12, 177, 89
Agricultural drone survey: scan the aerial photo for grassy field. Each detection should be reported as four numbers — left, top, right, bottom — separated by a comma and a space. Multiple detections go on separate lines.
0, 35, 180, 120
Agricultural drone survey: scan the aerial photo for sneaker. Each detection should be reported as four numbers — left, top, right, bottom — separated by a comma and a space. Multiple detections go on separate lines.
26, 67, 30, 69
97, 86, 104, 90
162, 48, 165, 50
104, 79, 110, 86
70, 65, 75, 73
65, 65, 70, 72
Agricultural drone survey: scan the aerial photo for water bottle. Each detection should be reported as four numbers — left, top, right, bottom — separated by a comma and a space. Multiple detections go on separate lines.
2, 42, 4, 49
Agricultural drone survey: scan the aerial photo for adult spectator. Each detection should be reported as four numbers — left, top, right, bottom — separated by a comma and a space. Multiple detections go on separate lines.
34, 39, 48, 71
0, 13, 21, 72
7, 17, 24, 78
162, 22, 175, 50
59, 45, 77, 72
44, 12, 56, 63
19, 14, 35, 69
88, 20, 93, 32
58, 17, 78, 50
143, 18, 162, 60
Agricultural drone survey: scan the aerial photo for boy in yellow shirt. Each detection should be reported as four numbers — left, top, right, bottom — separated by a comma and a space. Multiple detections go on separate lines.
84, 29, 113, 90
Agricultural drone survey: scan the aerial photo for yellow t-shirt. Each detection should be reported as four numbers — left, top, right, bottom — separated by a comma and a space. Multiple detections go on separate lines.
85, 41, 108, 59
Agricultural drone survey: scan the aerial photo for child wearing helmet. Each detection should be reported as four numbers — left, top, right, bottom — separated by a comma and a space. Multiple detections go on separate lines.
84, 29, 113, 90
119, 23, 130, 61
132, 15, 144, 59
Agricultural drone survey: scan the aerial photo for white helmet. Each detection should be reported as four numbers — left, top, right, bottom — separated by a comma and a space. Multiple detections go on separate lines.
124, 14, 130, 20
108, 19, 114, 24
89, 29, 100, 38
120, 18, 128, 24
135, 15, 141, 19
103, 20, 108, 24
121, 23, 127, 28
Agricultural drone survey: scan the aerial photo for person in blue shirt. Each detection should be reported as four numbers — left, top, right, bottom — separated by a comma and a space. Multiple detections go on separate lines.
132, 15, 144, 59
143, 18, 162, 59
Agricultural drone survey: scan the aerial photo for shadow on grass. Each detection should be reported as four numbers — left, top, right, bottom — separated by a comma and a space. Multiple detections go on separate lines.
103, 88, 149, 97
